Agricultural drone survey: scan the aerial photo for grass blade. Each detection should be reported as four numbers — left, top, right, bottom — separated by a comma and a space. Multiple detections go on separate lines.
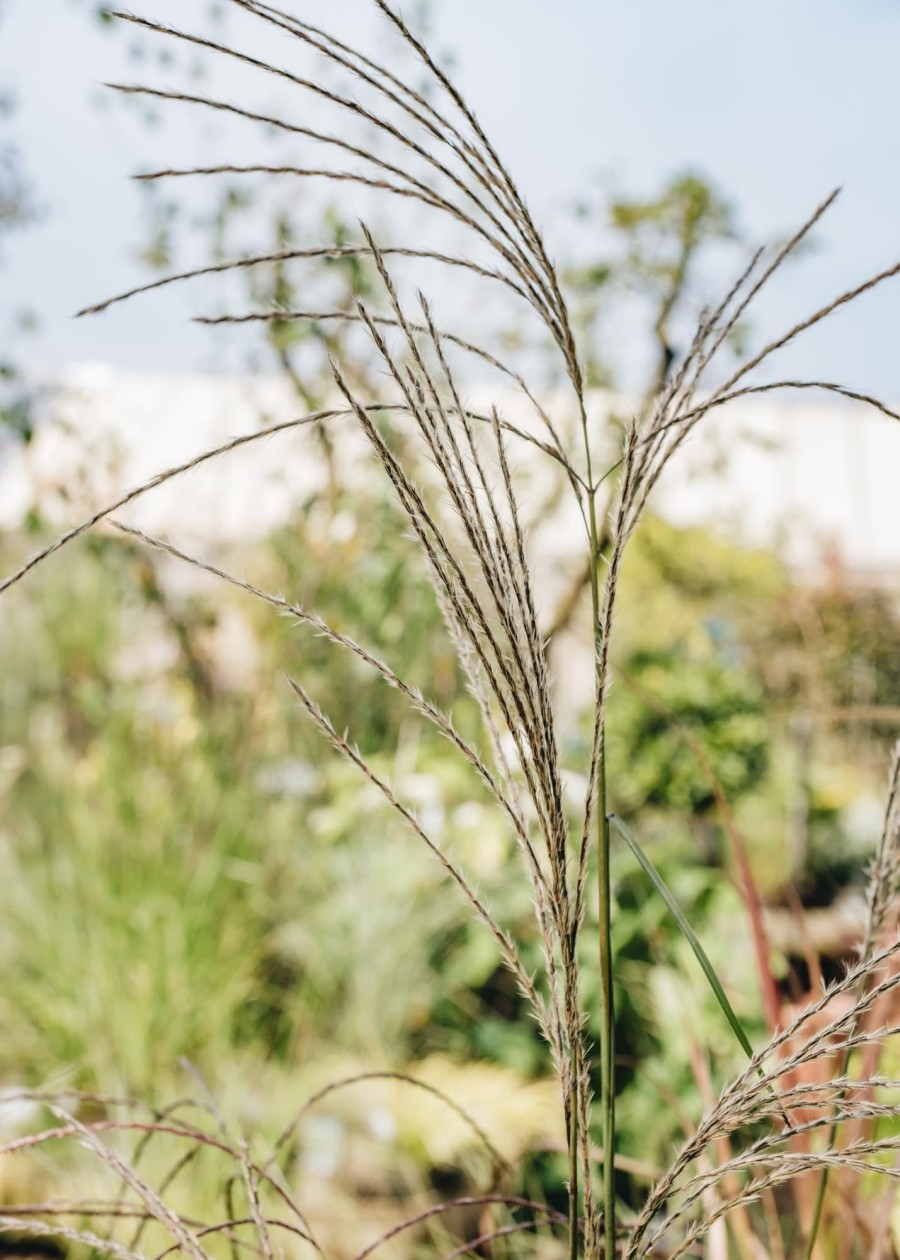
609, 813, 754, 1060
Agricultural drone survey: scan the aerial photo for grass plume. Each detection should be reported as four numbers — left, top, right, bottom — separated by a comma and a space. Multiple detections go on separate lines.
2, 2, 899, 1256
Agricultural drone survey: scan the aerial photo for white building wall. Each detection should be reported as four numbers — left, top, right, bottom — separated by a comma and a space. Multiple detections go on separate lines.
2, 367, 899, 583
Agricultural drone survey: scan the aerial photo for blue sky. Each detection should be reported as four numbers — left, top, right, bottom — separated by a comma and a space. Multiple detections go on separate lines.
3, 0, 900, 393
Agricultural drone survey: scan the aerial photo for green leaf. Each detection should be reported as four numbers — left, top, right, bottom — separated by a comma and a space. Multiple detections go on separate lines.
608, 813, 754, 1060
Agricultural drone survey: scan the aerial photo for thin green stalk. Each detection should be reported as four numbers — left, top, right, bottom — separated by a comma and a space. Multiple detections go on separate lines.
597, 740, 615, 1258
566, 1090, 579, 1260
802, 1163, 829, 1260
584, 451, 616, 1259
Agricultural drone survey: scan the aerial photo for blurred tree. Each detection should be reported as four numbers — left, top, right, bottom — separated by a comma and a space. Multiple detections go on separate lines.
567, 171, 737, 394
548, 173, 740, 643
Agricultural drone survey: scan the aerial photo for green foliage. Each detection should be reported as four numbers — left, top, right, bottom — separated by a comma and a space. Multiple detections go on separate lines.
1, 500, 889, 1141
0, 494, 511, 1092
265, 506, 472, 740
566, 173, 738, 389
608, 173, 734, 288
595, 516, 778, 817
609, 648, 769, 815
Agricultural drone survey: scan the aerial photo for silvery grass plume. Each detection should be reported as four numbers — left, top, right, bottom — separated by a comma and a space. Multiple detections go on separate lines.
2, 2, 900, 1257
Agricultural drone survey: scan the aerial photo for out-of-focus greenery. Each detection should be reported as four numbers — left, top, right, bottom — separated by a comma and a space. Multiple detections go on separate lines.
2, 501, 896, 1166
610, 649, 770, 815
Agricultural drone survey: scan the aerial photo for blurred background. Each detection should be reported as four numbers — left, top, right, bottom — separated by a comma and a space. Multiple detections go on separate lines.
1, 2, 900, 1255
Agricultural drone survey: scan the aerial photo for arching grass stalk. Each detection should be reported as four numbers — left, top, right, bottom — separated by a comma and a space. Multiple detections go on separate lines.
581, 406, 616, 1260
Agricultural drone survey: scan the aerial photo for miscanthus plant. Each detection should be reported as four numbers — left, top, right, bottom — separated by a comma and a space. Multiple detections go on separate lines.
3, 3, 900, 1258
